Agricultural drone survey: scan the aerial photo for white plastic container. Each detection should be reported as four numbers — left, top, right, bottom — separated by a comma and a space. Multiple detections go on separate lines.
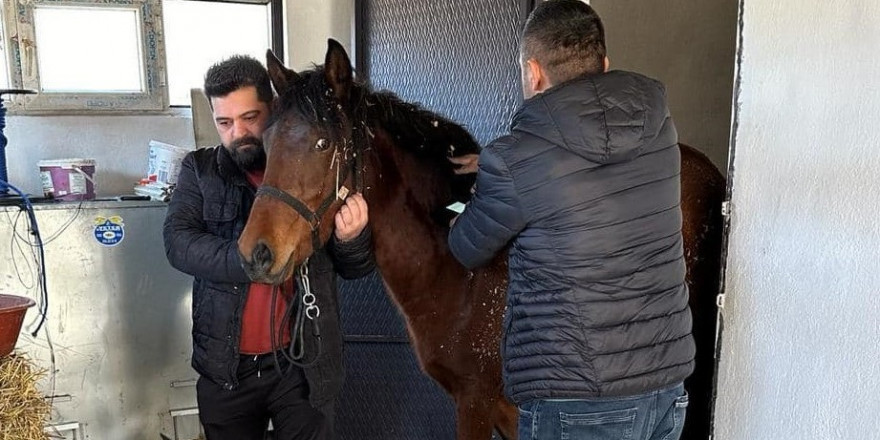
147, 140, 192, 185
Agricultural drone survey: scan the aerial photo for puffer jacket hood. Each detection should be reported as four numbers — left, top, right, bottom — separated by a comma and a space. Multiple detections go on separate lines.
515, 70, 669, 165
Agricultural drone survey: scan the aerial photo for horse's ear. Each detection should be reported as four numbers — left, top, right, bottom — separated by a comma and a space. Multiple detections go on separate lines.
324, 38, 353, 103
266, 49, 299, 97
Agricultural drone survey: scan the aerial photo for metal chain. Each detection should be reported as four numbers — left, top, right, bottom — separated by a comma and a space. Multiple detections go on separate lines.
298, 261, 320, 320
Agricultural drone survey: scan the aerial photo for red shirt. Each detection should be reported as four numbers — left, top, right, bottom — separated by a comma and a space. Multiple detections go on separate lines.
239, 282, 293, 354
239, 170, 293, 355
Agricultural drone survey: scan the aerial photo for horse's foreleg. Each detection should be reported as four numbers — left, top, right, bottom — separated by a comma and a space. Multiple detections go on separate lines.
492, 398, 519, 440
455, 395, 495, 440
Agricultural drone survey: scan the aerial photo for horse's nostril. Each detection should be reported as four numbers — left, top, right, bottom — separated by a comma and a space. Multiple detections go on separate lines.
252, 242, 274, 273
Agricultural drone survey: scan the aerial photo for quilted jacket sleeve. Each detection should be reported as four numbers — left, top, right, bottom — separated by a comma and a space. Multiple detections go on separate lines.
328, 226, 376, 279
448, 145, 526, 269
163, 152, 251, 283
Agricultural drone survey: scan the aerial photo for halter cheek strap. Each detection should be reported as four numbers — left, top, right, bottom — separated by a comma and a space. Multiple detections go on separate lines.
255, 149, 355, 252
256, 186, 320, 227
254, 186, 316, 252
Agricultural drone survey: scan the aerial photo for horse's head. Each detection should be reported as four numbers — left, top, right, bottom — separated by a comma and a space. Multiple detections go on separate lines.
238, 39, 359, 284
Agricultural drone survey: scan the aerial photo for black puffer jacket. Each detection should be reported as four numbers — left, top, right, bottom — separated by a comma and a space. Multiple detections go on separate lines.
163, 145, 374, 408
448, 70, 694, 403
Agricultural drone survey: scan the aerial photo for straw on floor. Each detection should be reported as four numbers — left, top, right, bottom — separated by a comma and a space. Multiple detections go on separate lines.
0, 353, 49, 440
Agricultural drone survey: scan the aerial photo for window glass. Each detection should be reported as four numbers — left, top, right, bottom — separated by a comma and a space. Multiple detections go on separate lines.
163, 0, 272, 106
34, 6, 144, 93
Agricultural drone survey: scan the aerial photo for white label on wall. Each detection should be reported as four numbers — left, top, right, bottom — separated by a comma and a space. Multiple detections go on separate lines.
40, 171, 54, 195
69, 172, 87, 195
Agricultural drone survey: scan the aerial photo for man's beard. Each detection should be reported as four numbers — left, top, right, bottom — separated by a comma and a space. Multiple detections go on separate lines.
227, 136, 266, 171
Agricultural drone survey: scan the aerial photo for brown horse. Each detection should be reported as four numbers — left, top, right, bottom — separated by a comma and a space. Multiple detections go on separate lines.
238, 40, 724, 440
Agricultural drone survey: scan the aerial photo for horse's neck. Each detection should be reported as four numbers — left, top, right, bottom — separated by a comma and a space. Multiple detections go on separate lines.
363, 131, 470, 316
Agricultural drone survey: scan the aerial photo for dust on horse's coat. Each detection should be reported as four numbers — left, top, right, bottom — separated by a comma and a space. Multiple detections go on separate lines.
238, 40, 724, 440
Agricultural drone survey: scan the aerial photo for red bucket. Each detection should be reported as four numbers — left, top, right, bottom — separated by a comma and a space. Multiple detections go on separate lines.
0, 294, 35, 358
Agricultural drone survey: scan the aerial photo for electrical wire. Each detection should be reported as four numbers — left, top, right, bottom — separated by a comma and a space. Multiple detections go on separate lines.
3, 198, 84, 246
0, 179, 49, 336
39, 199, 84, 245
0, 179, 57, 411
6, 209, 37, 290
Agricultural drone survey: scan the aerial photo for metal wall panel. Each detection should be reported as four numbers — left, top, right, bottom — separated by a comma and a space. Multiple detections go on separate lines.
337, 273, 458, 439
361, 0, 529, 145
0, 201, 198, 440
339, 272, 407, 339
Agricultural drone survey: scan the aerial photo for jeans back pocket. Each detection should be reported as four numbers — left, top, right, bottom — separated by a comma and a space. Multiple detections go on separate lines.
560, 407, 637, 440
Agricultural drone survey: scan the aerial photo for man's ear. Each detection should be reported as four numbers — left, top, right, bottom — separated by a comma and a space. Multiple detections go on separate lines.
604, 56, 611, 72
527, 58, 548, 93
266, 49, 300, 97
324, 39, 353, 103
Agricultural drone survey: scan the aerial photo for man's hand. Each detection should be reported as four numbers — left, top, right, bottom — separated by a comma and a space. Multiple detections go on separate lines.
335, 193, 369, 242
449, 154, 479, 174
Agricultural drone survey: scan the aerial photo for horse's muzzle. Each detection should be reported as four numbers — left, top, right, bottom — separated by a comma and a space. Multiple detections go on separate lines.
241, 241, 275, 283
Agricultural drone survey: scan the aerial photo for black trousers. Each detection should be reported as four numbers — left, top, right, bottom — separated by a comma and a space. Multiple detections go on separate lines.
197, 353, 332, 440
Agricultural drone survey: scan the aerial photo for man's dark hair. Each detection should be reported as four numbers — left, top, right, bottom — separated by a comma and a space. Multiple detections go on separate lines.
521, 0, 606, 85
204, 55, 273, 104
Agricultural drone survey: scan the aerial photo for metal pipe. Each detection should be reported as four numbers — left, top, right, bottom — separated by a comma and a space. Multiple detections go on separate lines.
0, 102, 6, 193
0, 89, 37, 195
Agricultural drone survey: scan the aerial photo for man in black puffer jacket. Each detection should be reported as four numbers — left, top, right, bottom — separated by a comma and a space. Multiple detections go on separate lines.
448, 2, 694, 439
163, 56, 373, 440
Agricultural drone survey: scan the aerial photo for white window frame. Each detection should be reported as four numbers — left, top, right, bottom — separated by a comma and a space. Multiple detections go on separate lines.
1, 0, 167, 114
0, 9, 9, 89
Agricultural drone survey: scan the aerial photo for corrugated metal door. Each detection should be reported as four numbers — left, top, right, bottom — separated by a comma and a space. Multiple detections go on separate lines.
336, 1, 533, 439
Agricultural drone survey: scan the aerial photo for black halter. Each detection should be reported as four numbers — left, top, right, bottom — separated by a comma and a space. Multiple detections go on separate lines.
255, 125, 366, 252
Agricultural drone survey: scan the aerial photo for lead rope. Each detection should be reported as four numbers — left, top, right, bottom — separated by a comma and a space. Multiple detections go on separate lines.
272, 258, 323, 376
290, 261, 321, 362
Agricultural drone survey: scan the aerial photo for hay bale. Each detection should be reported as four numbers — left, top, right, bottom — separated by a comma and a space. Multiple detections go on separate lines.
0, 353, 50, 440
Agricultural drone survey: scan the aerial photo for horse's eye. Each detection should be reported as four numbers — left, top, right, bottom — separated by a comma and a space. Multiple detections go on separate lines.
316, 138, 329, 150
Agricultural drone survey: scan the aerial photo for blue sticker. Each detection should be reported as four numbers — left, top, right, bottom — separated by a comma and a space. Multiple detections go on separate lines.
94, 216, 125, 247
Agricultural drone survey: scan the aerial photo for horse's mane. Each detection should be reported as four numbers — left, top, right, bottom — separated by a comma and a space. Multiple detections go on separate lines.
273, 67, 479, 204
363, 89, 481, 162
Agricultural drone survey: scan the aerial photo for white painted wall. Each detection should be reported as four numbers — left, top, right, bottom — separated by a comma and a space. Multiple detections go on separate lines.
714, 1, 880, 439
4, 114, 194, 197
2, 0, 352, 198
284, 0, 354, 71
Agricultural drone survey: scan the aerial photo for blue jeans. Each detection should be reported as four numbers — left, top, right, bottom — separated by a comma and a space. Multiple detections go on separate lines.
517, 383, 688, 440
